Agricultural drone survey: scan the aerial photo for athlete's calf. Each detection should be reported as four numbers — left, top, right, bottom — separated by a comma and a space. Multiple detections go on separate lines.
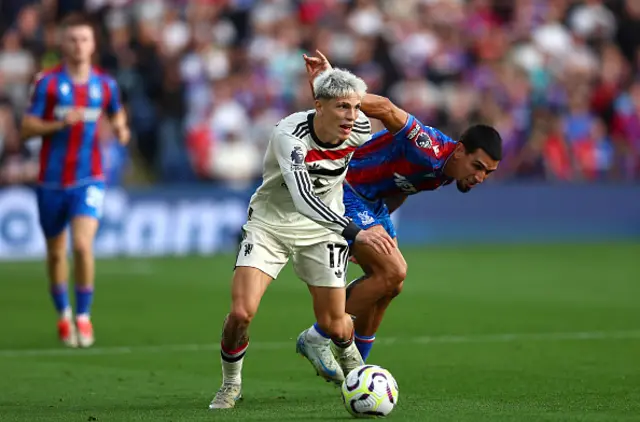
345, 226, 407, 361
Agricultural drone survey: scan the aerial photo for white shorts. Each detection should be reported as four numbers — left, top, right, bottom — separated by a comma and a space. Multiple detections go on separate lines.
235, 220, 349, 288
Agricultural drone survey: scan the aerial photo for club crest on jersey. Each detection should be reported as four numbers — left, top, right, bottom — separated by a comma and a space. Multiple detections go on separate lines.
343, 152, 354, 167
59, 83, 71, 96
89, 84, 102, 100
290, 146, 305, 170
357, 211, 375, 226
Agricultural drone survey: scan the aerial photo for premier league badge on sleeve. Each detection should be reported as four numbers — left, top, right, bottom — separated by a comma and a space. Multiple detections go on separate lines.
416, 132, 441, 155
415, 132, 432, 149
291, 146, 305, 170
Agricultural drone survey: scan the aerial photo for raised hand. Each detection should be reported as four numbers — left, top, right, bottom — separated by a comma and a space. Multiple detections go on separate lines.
303, 50, 333, 82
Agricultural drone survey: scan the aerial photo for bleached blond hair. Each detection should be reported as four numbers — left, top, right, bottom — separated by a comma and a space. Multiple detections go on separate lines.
313, 68, 367, 100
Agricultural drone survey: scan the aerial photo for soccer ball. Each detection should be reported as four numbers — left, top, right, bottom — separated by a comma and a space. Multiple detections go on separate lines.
341, 365, 399, 418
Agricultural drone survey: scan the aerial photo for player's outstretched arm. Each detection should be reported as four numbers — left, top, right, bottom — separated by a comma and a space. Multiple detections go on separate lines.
360, 94, 408, 134
303, 50, 408, 134
273, 130, 395, 255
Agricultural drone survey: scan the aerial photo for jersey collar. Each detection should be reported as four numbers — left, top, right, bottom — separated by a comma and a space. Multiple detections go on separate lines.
61, 64, 94, 84
307, 112, 347, 150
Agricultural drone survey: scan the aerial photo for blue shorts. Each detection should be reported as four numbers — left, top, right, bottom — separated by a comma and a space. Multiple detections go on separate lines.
36, 182, 105, 238
343, 183, 396, 246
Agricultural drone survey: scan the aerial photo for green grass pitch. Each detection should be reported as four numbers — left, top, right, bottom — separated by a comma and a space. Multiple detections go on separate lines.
0, 243, 639, 421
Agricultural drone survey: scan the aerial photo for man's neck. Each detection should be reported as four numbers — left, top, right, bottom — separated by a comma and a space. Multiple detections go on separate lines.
312, 114, 341, 145
65, 61, 91, 83
442, 153, 456, 178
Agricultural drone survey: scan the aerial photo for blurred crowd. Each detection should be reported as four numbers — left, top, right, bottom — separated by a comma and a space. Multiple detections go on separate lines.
1, 0, 640, 188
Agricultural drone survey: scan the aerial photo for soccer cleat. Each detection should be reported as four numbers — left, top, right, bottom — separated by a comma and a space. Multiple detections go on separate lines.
57, 317, 78, 348
332, 342, 364, 377
296, 329, 345, 384
75, 316, 94, 348
209, 382, 242, 409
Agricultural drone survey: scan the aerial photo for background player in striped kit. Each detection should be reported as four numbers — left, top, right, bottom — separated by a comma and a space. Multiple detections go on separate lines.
209, 68, 396, 410
20, 15, 130, 348
304, 51, 502, 362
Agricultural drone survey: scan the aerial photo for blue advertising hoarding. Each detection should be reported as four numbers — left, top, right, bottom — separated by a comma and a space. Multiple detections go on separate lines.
0, 184, 637, 260
396, 183, 640, 244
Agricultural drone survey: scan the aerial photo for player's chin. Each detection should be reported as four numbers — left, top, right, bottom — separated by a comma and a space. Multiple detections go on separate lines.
337, 128, 351, 140
456, 181, 471, 193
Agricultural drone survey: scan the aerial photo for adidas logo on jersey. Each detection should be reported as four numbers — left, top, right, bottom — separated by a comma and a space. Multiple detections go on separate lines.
393, 173, 418, 194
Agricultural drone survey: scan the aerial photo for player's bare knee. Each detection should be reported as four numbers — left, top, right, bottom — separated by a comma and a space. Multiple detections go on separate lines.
72, 238, 93, 258
379, 260, 406, 292
47, 248, 66, 266
389, 281, 404, 298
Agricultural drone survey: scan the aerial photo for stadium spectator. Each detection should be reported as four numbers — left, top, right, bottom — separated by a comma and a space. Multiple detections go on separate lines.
1, 0, 639, 186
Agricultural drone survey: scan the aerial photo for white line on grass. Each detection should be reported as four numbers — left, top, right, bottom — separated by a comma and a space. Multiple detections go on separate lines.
1, 330, 639, 358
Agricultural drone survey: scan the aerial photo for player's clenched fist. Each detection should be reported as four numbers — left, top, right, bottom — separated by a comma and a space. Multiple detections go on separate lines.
354, 228, 396, 255
63, 108, 84, 126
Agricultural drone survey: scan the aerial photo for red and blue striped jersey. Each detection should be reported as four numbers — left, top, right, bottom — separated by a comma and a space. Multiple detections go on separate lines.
346, 114, 457, 200
27, 65, 123, 188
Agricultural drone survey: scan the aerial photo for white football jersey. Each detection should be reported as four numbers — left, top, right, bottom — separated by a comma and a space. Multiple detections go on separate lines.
248, 109, 371, 240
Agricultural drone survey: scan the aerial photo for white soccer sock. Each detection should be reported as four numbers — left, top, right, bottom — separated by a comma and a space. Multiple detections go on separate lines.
306, 323, 331, 344
335, 341, 359, 357
220, 341, 248, 385
332, 331, 355, 356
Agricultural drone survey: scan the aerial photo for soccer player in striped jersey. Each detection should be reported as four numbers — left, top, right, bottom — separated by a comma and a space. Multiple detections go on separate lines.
209, 69, 396, 409
304, 51, 502, 362
21, 15, 129, 348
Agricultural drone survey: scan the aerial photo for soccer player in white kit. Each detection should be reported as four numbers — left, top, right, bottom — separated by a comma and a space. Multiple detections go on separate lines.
209, 69, 396, 409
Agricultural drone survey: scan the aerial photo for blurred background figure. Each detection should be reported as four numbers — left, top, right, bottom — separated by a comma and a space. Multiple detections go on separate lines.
0, 0, 639, 186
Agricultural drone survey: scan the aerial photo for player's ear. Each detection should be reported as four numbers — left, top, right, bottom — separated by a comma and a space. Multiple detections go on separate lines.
314, 99, 323, 115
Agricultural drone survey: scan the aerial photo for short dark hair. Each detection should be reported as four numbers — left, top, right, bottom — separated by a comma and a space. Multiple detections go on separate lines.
459, 124, 502, 161
60, 14, 94, 31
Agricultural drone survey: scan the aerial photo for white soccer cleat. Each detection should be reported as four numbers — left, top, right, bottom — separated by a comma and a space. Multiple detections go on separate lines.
75, 316, 94, 348
332, 341, 364, 377
296, 329, 345, 384
57, 317, 78, 348
209, 382, 242, 409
